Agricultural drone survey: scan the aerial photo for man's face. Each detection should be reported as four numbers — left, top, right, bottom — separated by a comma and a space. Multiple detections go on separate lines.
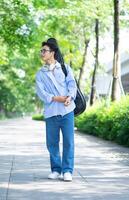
40, 45, 54, 62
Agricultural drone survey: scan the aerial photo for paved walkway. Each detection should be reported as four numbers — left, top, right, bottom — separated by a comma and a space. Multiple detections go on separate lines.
0, 117, 129, 200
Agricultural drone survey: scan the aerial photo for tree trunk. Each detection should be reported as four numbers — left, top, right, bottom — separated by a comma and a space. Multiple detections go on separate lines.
78, 39, 89, 88
90, 19, 99, 105
111, 0, 121, 101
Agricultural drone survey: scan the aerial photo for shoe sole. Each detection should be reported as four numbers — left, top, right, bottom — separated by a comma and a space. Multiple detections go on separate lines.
48, 175, 62, 180
63, 179, 72, 182
48, 177, 60, 180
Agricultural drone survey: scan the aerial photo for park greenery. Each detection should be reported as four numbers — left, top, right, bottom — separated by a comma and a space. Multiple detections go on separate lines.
0, 1, 113, 116
75, 96, 129, 147
0, 0, 129, 143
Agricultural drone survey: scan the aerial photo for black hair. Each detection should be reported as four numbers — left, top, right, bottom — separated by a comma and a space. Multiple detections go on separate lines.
42, 41, 58, 53
42, 38, 65, 67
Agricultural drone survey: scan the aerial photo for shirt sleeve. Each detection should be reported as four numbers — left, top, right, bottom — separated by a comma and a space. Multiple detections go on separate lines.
65, 65, 77, 100
36, 71, 54, 104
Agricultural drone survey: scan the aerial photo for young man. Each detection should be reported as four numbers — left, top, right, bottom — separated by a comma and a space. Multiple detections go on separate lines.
36, 38, 77, 181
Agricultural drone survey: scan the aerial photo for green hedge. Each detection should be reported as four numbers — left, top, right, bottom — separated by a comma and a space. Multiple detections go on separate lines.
32, 114, 44, 121
75, 96, 129, 147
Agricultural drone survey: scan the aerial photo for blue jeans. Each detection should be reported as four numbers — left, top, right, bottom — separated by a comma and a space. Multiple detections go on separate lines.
45, 111, 74, 174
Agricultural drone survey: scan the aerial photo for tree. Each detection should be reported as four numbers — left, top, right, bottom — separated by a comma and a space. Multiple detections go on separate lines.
90, 19, 99, 105
111, 0, 121, 101
0, 0, 122, 117
78, 37, 89, 88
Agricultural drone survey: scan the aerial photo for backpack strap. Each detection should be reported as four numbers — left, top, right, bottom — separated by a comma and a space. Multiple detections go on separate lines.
61, 63, 67, 77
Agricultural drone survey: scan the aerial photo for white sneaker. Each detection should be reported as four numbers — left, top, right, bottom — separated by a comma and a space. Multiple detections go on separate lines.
48, 172, 60, 180
63, 172, 72, 182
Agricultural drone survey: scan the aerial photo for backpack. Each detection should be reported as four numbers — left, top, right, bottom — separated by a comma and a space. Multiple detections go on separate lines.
61, 64, 86, 116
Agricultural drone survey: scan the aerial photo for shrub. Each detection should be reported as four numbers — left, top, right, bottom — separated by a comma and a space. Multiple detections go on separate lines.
32, 114, 44, 121
75, 96, 129, 147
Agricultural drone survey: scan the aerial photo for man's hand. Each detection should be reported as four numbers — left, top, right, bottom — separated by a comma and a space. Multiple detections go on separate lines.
52, 96, 67, 103
64, 96, 72, 106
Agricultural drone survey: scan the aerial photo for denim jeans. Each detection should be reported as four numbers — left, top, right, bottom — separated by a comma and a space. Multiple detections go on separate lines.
45, 111, 74, 174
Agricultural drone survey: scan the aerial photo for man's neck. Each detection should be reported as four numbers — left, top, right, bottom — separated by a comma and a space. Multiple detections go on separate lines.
46, 59, 56, 65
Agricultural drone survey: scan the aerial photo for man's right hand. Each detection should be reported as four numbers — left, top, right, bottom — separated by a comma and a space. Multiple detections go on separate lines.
52, 96, 67, 103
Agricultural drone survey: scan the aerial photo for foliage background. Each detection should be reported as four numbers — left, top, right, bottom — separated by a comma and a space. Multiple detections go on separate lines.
75, 96, 129, 147
0, 0, 129, 118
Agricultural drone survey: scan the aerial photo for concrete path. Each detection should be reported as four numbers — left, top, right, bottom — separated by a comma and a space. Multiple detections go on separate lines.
0, 117, 129, 200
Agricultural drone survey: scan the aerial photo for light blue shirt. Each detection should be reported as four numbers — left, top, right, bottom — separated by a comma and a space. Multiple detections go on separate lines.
36, 61, 77, 118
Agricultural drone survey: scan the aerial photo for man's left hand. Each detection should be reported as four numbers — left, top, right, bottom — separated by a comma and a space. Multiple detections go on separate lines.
64, 96, 72, 106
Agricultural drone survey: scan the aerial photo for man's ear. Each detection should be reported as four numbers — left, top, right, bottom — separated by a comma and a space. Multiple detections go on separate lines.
51, 51, 55, 58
